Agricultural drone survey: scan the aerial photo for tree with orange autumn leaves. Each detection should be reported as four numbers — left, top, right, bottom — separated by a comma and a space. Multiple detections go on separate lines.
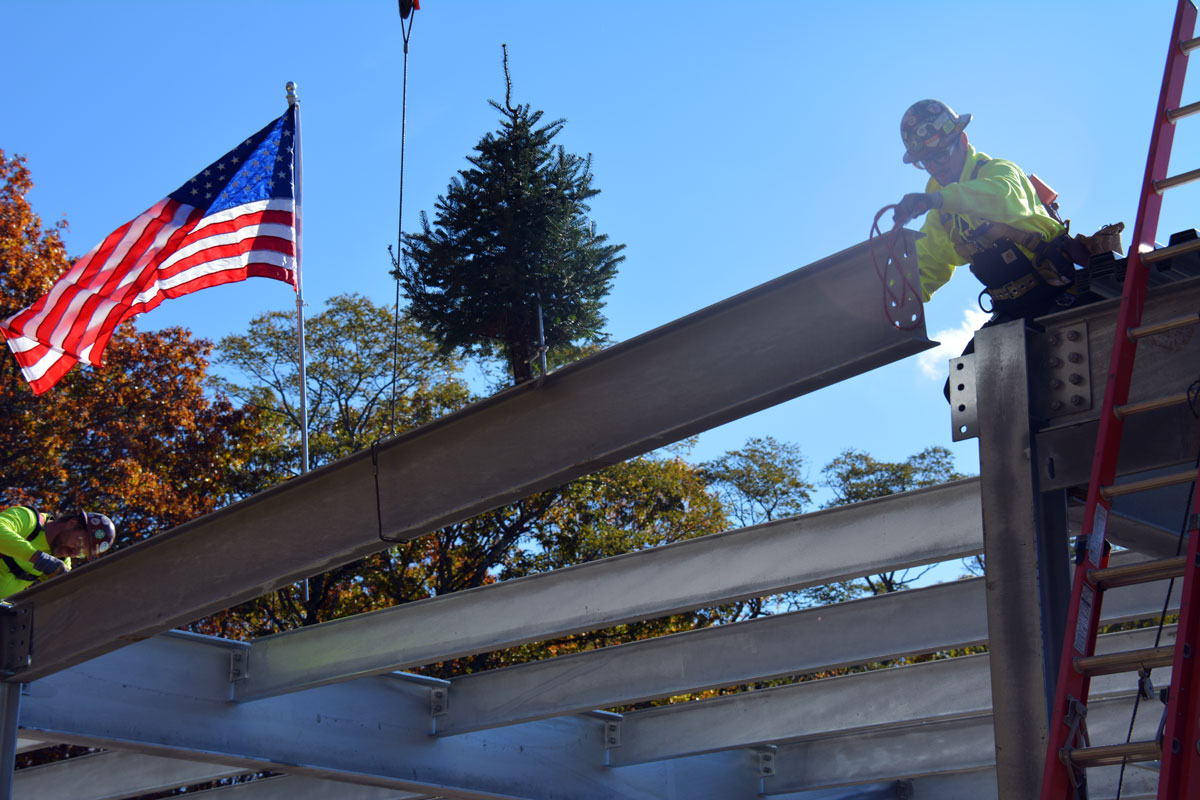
0, 150, 284, 545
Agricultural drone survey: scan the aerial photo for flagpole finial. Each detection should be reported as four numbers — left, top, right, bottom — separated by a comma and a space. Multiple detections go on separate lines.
286, 82, 298, 106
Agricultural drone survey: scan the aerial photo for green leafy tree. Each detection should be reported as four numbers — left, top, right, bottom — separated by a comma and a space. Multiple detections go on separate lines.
215, 292, 470, 469
399, 49, 625, 384
701, 436, 813, 528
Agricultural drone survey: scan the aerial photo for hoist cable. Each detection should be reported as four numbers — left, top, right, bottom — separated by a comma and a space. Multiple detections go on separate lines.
869, 205, 924, 331
388, 8, 416, 438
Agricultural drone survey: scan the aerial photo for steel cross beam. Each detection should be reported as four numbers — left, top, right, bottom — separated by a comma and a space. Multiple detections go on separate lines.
233, 477, 981, 702
761, 691, 1164, 797
435, 561, 1180, 737
5, 232, 931, 684
18, 632, 764, 800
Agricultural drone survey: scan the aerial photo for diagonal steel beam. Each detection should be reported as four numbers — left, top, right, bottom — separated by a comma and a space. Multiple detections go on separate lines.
8, 232, 932, 683
233, 477, 981, 702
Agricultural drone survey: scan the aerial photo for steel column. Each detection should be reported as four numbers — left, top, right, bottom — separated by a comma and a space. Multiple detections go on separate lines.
0, 682, 18, 800
973, 321, 1072, 797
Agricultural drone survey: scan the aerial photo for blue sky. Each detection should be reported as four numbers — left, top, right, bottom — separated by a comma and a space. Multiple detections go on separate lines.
4, 0, 1198, 497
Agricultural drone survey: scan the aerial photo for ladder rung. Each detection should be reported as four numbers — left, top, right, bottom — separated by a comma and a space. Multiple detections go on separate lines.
1127, 310, 1200, 337
1090, 555, 1187, 589
1168, 98, 1200, 123
1154, 166, 1200, 194
1115, 392, 1189, 418
1183, 35, 1200, 55
1064, 740, 1161, 769
1100, 469, 1197, 500
1141, 237, 1200, 265
1074, 645, 1175, 677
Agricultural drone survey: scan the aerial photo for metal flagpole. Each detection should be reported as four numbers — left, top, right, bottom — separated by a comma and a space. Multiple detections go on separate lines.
288, 82, 310, 606
286, 82, 310, 477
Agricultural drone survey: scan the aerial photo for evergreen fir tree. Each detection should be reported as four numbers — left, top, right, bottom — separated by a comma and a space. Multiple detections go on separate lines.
398, 48, 625, 385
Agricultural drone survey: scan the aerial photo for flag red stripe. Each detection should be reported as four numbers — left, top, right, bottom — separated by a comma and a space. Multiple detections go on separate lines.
60, 201, 200, 356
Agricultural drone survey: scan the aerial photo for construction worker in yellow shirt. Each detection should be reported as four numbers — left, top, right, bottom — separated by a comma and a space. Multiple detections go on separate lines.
892, 99, 1089, 321
0, 506, 116, 599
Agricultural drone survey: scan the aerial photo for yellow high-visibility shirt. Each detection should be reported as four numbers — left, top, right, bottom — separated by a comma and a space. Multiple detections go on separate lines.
916, 143, 1065, 301
0, 506, 70, 599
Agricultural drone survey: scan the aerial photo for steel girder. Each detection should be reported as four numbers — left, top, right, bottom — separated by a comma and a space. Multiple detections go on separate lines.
16, 627, 1173, 800
436, 561, 1183, 737
234, 477, 982, 702
5, 233, 932, 685
17, 632, 762, 800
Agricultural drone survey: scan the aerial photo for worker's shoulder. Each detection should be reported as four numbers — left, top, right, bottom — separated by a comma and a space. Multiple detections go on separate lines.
974, 155, 1025, 176
0, 506, 38, 531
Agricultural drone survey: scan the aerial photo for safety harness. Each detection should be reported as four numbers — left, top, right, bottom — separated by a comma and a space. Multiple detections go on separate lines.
2, 507, 50, 584
942, 158, 1079, 315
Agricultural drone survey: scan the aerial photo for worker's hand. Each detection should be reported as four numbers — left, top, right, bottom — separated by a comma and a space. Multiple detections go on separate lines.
893, 192, 942, 228
31, 551, 65, 577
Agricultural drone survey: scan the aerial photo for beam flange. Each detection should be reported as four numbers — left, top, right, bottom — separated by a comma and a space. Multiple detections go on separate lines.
234, 478, 982, 702
8, 232, 932, 684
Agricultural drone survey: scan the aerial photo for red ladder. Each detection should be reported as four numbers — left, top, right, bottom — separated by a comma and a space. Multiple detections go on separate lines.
1040, 1, 1200, 798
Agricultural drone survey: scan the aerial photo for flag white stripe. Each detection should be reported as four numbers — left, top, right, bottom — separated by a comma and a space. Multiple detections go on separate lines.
114, 201, 198, 291
156, 219, 296, 275
130, 250, 296, 307
4, 335, 68, 382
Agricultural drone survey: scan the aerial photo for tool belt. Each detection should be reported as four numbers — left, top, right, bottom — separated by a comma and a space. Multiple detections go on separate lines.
965, 224, 1080, 317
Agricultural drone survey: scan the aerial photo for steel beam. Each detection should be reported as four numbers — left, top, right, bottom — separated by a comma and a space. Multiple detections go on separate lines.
438, 577, 988, 735
609, 625, 1173, 766
437, 563, 1179, 736
1069, 503, 1185, 557
7, 233, 932, 684
234, 478, 982, 702
1032, 278, 1200, 491
17, 632, 762, 800
768, 772, 996, 800
13, 750, 246, 800
181, 775, 428, 799
762, 689, 1162, 795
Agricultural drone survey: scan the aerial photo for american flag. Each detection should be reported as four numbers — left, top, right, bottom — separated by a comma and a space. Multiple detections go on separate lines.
1, 105, 301, 394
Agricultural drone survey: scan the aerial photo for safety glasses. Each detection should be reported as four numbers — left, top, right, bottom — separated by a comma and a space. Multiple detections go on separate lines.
913, 139, 959, 171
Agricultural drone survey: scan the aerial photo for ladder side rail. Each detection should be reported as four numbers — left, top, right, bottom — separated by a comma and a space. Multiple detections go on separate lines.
1040, 1, 1198, 796
1157, 477, 1200, 798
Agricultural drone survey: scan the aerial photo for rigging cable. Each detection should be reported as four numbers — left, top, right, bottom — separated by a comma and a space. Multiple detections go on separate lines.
388, 2, 418, 437
869, 205, 925, 331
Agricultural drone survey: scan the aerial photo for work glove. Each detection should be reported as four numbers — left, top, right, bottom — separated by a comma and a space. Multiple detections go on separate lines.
893, 192, 942, 228
31, 551, 66, 577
